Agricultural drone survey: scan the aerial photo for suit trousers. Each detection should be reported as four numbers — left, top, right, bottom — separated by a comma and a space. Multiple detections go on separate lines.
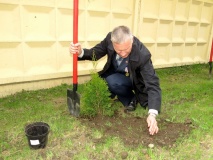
103, 72, 135, 106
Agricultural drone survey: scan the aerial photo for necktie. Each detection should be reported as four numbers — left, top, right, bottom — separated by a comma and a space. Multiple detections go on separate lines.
116, 54, 123, 66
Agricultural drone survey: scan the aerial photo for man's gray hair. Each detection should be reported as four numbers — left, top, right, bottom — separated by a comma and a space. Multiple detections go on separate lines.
111, 26, 133, 43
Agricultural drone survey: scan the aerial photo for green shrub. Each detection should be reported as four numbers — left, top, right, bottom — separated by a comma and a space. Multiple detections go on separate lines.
80, 72, 116, 117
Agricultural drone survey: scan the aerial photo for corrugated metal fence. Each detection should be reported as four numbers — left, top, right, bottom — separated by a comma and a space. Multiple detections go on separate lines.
0, 0, 213, 97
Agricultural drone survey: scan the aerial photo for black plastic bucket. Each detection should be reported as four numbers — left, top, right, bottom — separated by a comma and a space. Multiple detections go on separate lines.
25, 122, 50, 149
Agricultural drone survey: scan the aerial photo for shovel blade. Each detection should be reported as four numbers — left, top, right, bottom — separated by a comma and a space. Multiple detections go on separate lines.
209, 62, 212, 75
67, 89, 80, 117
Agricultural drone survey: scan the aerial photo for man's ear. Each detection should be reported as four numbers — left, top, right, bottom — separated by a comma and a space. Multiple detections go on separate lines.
131, 35, 133, 43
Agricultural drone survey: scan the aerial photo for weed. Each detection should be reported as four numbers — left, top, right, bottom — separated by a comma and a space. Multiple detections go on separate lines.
105, 121, 112, 127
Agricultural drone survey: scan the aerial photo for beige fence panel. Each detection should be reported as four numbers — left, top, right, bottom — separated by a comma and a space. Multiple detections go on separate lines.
137, 0, 213, 68
0, 0, 135, 97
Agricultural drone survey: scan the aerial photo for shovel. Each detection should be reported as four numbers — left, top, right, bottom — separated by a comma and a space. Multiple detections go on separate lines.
67, 0, 80, 117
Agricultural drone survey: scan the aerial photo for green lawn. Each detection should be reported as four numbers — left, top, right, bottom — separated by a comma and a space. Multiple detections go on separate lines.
0, 64, 212, 160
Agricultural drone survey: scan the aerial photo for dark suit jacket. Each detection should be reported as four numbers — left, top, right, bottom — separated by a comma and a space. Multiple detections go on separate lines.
79, 32, 161, 112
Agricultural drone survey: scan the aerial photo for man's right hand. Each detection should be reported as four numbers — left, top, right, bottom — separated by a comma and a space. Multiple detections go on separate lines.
69, 42, 82, 55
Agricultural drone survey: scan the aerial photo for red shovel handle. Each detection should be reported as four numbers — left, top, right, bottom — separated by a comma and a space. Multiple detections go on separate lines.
210, 39, 213, 63
73, 0, 78, 86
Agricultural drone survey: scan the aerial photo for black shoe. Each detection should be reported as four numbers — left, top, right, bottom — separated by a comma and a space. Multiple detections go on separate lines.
125, 101, 136, 111
110, 93, 116, 99
110, 94, 118, 101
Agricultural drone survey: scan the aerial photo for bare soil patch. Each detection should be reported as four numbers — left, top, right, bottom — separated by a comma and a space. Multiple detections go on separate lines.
81, 111, 193, 148
53, 97, 193, 148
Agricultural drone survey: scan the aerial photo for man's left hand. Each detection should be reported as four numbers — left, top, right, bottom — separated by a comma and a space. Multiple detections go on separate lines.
147, 115, 159, 135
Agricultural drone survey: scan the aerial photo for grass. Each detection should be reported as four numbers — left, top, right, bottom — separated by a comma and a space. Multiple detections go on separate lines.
0, 64, 213, 160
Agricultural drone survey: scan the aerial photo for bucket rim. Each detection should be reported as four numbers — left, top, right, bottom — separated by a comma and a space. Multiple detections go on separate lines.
25, 122, 49, 128
25, 122, 50, 137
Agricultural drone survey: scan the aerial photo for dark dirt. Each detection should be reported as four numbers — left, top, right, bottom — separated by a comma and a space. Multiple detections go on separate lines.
80, 111, 193, 148
53, 98, 193, 149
